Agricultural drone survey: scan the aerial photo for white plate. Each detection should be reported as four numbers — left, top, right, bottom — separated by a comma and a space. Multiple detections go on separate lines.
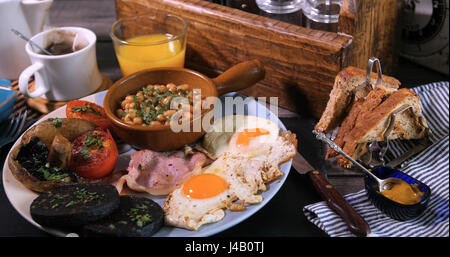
2, 91, 292, 237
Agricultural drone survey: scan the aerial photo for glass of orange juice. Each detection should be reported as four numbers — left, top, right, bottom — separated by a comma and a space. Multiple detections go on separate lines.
110, 14, 188, 76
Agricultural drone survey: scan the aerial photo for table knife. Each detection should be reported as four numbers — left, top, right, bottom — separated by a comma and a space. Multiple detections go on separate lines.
293, 153, 371, 237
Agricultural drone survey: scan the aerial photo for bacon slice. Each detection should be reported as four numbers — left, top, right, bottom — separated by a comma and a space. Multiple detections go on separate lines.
115, 150, 208, 195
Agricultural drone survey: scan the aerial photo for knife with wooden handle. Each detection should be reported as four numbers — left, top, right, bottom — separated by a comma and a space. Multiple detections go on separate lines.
293, 153, 371, 237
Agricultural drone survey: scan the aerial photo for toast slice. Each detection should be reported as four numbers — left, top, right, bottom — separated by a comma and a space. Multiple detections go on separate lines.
325, 85, 395, 160
315, 66, 401, 133
336, 88, 430, 168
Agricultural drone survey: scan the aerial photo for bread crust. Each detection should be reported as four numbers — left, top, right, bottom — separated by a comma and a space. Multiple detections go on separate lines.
336, 66, 401, 89
337, 88, 429, 167
317, 65, 431, 168
315, 66, 401, 133
326, 85, 391, 160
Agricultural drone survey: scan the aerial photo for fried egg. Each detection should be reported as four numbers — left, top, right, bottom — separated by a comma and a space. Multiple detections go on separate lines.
163, 172, 236, 230
164, 115, 297, 230
201, 115, 279, 159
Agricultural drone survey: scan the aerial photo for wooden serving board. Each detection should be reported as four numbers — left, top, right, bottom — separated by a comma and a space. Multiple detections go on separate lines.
115, 0, 402, 119
339, 0, 403, 75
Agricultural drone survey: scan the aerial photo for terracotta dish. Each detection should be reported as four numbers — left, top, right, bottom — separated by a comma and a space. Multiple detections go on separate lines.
103, 59, 265, 151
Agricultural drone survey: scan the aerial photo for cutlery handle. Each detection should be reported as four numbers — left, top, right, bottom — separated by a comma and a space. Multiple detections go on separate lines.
308, 170, 371, 237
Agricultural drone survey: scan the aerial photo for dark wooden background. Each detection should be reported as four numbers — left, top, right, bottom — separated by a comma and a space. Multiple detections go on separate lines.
48, 0, 448, 85
0, 0, 447, 237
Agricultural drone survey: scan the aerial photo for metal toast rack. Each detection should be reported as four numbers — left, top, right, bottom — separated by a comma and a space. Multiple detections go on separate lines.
329, 57, 432, 168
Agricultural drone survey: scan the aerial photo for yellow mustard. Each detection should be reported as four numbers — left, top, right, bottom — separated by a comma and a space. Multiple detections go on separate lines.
381, 181, 424, 205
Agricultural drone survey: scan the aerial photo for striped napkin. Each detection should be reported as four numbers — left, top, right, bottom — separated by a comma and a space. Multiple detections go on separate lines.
303, 81, 449, 237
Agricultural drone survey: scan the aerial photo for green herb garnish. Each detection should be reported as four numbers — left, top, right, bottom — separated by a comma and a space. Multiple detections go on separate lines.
65, 200, 77, 207
62, 188, 100, 208
79, 146, 91, 160
136, 214, 152, 228
127, 204, 152, 228
38, 165, 68, 181
83, 133, 104, 147
47, 118, 63, 128
78, 132, 105, 160
50, 194, 63, 202
71, 105, 101, 115
74, 188, 99, 202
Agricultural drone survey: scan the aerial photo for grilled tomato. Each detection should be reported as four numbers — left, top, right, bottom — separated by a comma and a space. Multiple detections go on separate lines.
70, 128, 118, 179
66, 100, 112, 129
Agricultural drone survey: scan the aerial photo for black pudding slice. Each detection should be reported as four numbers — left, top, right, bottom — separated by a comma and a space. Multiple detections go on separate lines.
30, 183, 119, 228
83, 196, 164, 237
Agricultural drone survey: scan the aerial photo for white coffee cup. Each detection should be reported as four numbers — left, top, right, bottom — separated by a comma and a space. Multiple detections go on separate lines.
19, 27, 102, 101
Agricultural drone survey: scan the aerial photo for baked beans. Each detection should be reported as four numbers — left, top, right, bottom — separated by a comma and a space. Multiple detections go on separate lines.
116, 83, 196, 127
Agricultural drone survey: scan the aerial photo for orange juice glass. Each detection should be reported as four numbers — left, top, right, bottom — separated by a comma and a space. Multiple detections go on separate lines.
110, 14, 188, 77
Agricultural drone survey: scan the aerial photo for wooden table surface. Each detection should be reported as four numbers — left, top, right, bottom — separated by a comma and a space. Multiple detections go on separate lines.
0, 0, 447, 237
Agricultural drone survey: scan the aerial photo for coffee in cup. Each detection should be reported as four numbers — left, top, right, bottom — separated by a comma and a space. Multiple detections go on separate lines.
19, 27, 102, 101
40, 29, 84, 55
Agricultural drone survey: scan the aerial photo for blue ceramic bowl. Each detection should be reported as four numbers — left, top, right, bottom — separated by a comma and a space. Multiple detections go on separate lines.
365, 166, 431, 221
0, 85, 18, 123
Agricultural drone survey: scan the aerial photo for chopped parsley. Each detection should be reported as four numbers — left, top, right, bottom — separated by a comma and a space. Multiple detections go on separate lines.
62, 188, 100, 208
71, 105, 101, 115
136, 214, 152, 228
127, 204, 152, 228
16, 137, 74, 182
84, 133, 104, 147
47, 187, 101, 210
74, 188, 100, 202
38, 164, 69, 181
47, 118, 63, 128
77, 132, 105, 160
50, 194, 63, 201
65, 200, 77, 207
79, 146, 91, 160
118, 84, 192, 126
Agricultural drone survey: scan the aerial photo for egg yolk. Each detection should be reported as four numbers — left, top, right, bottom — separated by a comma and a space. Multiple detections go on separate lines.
182, 174, 228, 199
235, 128, 270, 147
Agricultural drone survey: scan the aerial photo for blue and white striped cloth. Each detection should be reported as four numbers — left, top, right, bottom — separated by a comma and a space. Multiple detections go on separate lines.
303, 81, 449, 237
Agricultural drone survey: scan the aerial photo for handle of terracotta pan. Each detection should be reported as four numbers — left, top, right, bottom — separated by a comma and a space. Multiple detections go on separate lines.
212, 59, 265, 95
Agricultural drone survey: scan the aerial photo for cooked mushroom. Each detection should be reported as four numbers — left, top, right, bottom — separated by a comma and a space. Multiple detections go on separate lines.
8, 118, 97, 193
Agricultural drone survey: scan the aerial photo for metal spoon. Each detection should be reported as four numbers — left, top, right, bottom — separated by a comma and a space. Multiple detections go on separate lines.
72, 33, 78, 52
312, 130, 403, 192
11, 28, 53, 56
